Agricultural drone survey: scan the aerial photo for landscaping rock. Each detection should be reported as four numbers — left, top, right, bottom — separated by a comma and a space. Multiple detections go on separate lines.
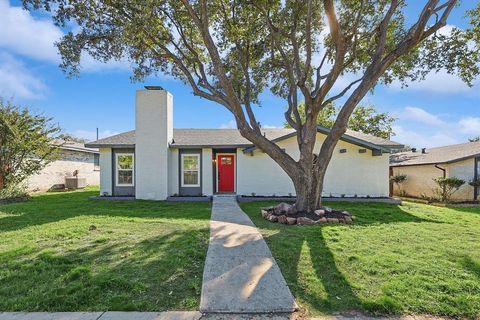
327, 218, 339, 223
277, 215, 288, 224
323, 206, 333, 213
317, 217, 328, 224
268, 215, 278, 222
286, 217, 297, 225
314, 209, 325, 216
275, 202, 296, 215
297, 217, 316, 225
342, 210, 352, 216
261, 209, 269, 219
344, 217, 353, 224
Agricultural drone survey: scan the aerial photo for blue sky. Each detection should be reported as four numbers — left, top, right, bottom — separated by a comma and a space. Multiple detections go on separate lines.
0, 0, 479, 147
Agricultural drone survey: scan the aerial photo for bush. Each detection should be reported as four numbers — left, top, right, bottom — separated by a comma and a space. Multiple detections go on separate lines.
433, 177, 465, 203
469, 179, 480, 188
390, 174, 407, 196
0, 183, 29, 203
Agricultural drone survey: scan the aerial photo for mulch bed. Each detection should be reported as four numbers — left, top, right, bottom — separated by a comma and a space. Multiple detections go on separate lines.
261, 202, 355, 225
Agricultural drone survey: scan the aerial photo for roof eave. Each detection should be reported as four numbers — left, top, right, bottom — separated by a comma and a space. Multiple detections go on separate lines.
84, 143, 135, 149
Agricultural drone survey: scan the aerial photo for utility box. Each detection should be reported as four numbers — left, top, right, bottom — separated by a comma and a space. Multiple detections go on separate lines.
65, 177, 87, 189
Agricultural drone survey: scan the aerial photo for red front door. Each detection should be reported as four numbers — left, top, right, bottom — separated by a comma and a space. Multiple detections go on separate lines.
217, 154, 235, 192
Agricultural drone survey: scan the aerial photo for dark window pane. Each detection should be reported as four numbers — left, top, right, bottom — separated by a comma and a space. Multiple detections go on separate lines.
94, 154, 100, 170
183, 171, 198, 185
118, 170, 133, 185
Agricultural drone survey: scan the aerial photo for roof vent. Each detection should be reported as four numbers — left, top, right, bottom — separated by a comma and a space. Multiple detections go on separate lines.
144, 85, 164, 90
422, 148, 427, 154
411, 148, 417, 153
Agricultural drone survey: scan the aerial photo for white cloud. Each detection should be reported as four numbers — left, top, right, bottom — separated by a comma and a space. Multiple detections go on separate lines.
219, 120, 237, 129
401, 106, 447, 127
0, 0, 130, 73
0, 0, 62, 63
393, 124, 459, 148
391, 70, 477, 94
0, 51, 47, 99
73, 129, 120, 142
459, 117, 480, 135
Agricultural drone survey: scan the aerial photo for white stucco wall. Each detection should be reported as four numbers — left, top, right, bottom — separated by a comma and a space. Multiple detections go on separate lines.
135, 89, 173, 200
28, 149, 100, 192
202, 148, 213, 196
236, 133, 390, 197
447, 158, 475, 200
392, 158, 476, 201
99, 148, 112, 196
168, 148, 179, 196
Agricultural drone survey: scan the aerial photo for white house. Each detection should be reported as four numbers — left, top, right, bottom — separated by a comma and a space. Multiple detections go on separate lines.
28, 142, 100, 192
390, 143, 480, 201
85, 87, 403, 199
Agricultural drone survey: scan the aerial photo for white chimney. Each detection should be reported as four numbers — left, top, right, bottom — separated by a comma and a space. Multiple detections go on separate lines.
135, 87, 173, 200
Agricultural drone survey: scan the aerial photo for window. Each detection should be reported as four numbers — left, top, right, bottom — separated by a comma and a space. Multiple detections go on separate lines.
181, 154, 200, 187
116, 153, 134, 186
94, 153, 100, 171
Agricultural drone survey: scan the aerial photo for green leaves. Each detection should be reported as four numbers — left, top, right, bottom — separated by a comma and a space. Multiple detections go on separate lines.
0, 99, 61, 192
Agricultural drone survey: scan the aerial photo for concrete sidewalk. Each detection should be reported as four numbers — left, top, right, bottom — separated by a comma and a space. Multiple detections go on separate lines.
200, 195, 297, 313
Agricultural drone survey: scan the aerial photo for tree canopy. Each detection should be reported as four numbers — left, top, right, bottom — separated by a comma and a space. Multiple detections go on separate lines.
22, 0, 480, 211
285, 103, 395, 139
0, 99, 61, 196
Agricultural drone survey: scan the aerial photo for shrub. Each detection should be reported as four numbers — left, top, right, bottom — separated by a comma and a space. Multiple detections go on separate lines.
469, 179, 480, 188
0, 183, 29, 202
433, 177, 465, 203
390, 174, 407, 196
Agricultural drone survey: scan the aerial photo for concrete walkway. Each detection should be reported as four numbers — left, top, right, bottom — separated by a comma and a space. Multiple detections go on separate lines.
200, 195, 297, 314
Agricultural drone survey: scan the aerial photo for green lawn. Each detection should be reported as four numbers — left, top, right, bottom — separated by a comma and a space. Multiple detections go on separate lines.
240, 201, 480, 318
0, 187, 211, 311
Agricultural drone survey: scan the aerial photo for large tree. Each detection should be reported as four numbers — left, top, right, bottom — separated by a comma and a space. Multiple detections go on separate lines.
24, 0, 480, 212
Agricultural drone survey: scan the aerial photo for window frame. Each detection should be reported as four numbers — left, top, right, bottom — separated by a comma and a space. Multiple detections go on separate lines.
116, 153, 135, 187
93, 153, 100, 171
181, 153, 201, 187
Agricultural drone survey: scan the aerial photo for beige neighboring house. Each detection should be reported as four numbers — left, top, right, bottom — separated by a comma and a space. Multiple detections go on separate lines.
28, 142, 100, 192
85, 87, 403, 199
390, 142, 480, 201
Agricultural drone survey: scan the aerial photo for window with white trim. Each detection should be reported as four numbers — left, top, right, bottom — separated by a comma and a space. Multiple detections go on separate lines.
116, 153, 134, 186
181, 154, 200, 187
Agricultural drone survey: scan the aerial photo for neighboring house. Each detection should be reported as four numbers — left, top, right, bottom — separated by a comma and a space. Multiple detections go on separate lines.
85, 87, 403, 200
28, 142, 100, 192
390, 143, 480, 201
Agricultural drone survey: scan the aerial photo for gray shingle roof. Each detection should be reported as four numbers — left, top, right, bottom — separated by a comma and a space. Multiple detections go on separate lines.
54, 140, 99, 153
390, 141, 480, 166
85, 127, 403, 150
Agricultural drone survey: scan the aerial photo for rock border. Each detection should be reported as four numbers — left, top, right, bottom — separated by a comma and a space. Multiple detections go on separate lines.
261, 202, 355, 225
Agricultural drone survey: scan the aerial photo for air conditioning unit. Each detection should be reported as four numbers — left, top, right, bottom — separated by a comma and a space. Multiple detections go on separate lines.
65, 177, 87, 189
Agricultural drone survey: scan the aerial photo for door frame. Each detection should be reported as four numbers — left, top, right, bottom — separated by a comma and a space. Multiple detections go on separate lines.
216, 153, 236, 193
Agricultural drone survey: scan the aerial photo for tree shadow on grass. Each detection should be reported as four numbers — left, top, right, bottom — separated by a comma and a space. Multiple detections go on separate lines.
0, 230, 209, 311
0, 190, 211, 232
242, 201, 446, 316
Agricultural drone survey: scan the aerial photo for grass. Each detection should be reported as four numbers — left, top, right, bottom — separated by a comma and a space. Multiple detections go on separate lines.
240, 201, 480, 318
0, 187, 211, 311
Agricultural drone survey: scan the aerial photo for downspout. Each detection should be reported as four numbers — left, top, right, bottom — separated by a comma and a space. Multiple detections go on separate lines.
435, 164, 447, 197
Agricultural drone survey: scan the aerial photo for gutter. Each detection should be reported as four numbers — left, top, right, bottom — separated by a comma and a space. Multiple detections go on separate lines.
434, 164, 446, 178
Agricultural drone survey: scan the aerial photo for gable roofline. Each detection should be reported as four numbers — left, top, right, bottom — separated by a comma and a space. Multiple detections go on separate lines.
242, 125, 398, 153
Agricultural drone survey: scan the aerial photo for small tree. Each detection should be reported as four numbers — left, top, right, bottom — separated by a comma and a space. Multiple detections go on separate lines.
286, 103, 395, 139
390, 174, 407, 196
469, 137, 480, 142
433, 177, 465, 203
0, 100, 61, 197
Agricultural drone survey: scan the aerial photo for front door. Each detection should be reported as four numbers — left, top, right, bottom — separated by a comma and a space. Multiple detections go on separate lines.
217, 154, 235, 192
476, 157, 480, 200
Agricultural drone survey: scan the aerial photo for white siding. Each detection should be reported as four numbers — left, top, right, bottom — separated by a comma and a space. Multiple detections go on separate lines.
99, 148, 112, 196
236, 133, 390, 197
202, 148, 213, 195
168, 148, 179, 196
135, 89, 173, 200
